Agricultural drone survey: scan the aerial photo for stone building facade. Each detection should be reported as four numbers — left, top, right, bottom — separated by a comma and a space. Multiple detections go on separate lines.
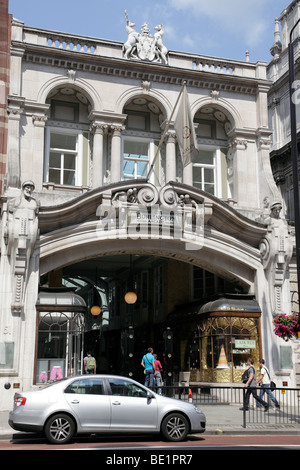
267, 0, 300, 390
0, 2, 297, 409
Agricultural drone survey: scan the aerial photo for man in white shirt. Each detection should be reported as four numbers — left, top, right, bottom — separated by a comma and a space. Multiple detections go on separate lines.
257, 359, 280, 411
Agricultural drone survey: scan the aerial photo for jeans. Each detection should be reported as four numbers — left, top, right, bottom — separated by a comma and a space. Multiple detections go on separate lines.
144, 369, 155, 388
155, 371, 162, 394
257, 384, 280, 408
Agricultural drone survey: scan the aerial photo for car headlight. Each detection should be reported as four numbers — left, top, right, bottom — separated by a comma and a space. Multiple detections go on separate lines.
193, 405, 202, 414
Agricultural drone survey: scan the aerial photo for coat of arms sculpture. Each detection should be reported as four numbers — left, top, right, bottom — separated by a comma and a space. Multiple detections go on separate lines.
123, 10, 168, 64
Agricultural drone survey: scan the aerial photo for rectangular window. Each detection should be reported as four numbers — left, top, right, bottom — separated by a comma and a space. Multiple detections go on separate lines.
193, 149, 216, 195
51, 101, 79, 122
123, 139, 150, 180
44, 128, 89, 187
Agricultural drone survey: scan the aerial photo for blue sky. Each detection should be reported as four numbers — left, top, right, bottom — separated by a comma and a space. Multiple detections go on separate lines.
9, 0, 290, 63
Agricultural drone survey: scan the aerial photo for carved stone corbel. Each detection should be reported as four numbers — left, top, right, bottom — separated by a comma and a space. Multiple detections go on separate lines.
259, 201, 293, 314
5, 181, 39, 314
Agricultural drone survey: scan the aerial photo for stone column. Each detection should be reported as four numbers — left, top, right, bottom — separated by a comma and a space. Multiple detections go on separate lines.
91, 122, 107, 188
230, 137, 248, 207
110, 125, 124, 183
183, 162, 193, 186
6, 98, 24, 188
31, 111, 48, 191
165, 131, 176, 182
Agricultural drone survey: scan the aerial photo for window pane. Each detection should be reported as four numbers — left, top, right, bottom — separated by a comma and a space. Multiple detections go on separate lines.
50, 133, 77, 150
204, 183, 215, 195
204, 168, 214, 183
123, 160, 135, 179
64, 154, 76, 169
193, 166, 202, 183
63, 170, 76, 185
199, 150, 214, 164
49, 169, 61, 184
124, 141, 148, 159
54, 104, 75, 121
108, 378, 147, 397
136, 161, 148, 177
64, 379, 104, 395
49, 152, 61, 169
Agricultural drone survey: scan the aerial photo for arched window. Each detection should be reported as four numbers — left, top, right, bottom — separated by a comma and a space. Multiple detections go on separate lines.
44, 88, 92, 189
193, 107, 233, 199
122, 97, 165, 182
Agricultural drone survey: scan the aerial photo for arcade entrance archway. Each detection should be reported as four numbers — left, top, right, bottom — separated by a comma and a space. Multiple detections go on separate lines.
35, 181, 267, 384
37, 252, 255, 385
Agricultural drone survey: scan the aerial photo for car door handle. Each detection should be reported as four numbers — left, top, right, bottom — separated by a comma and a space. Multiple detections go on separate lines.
112, 401, 121, 405
71, 400, 80, 404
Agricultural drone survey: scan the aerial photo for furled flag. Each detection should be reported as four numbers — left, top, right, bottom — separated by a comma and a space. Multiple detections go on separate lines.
174, 85, 199, 167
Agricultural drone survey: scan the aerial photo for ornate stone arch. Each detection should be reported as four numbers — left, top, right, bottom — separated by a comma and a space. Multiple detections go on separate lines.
37, 75, 102, 111
115, 86, 170, 120
191, 96, 243, 132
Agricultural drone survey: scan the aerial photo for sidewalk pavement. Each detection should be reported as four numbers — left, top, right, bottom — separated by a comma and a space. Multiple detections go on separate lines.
1, 404, 299, 440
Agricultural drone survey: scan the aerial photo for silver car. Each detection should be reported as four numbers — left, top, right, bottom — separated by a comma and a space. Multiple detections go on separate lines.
9, 375, 206, 444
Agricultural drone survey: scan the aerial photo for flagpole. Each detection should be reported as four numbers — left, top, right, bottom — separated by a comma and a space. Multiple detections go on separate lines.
146, 81, 187, 181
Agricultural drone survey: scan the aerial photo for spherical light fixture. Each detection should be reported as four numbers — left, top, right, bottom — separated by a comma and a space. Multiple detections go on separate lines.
124, 291, 137, 305
90, 305, 101, 316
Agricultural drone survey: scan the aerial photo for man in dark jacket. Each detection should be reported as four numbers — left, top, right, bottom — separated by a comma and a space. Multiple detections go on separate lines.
240, 358, 269, 412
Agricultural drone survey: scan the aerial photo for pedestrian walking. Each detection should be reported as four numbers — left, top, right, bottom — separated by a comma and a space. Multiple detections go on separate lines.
154, 353, 163, 394
141, 347, 156, 388
257, 359, 280, 410
240, 358, 269, 412
84, 352, 96, 374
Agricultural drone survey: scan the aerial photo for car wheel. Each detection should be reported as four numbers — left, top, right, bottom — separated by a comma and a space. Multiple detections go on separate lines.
161, 413, 189, 442
44, 413, 75, 444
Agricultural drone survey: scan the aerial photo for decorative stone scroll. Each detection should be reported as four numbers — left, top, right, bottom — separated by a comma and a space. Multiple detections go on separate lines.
96, 183, 206, 251
4, 181, 39, 314
123, 10, 168, 64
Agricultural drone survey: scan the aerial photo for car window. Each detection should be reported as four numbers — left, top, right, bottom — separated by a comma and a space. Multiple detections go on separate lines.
64, 378, 104, 395
108, 378, 148, 398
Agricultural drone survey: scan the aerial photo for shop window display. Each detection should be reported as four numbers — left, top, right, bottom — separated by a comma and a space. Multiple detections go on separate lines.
187, 315, 261, 383
36, 311, 84, 384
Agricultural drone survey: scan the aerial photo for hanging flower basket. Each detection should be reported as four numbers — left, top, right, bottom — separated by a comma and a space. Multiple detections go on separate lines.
273, 313, 300, 342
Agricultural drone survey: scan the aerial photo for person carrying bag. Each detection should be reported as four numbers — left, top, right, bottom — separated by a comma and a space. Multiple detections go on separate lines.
141, 347, 156, 388
257, 359, 280, 411
240, 357, 269, 412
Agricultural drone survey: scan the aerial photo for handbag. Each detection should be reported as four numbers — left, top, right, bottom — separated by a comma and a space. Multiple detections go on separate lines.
270, 381, 276, 391
241, 369, 248, 384
265, 367, 276, 391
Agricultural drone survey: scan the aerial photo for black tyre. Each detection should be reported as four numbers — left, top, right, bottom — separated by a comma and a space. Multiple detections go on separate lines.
44, 413, 75, 444
161, 413, 189, 442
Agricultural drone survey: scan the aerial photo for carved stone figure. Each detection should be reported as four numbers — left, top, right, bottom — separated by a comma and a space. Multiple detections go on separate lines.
123, 11, 139, 59
153, 24, 168, 64
5, 181, 40, 313
259, 201, 293, 314
123, 11, 168, 63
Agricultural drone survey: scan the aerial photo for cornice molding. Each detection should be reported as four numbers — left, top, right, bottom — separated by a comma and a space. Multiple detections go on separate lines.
11, 40, 268, 96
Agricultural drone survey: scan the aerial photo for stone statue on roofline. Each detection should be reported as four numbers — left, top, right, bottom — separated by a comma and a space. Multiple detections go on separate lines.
123, 10, 168, 64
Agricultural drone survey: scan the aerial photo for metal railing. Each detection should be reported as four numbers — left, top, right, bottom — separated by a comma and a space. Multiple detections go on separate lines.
151, 384, 300, 429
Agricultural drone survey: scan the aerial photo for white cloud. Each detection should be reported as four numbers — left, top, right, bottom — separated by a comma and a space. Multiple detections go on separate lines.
183, 34, 195, 48
168, 0, 274, 47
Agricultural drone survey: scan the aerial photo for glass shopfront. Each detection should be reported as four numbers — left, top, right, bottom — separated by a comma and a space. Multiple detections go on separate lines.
183, 296, 262, 383
35, 289, 86, 384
